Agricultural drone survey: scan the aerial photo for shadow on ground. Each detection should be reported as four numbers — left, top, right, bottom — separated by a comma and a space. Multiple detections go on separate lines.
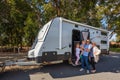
0, 53, 120, 80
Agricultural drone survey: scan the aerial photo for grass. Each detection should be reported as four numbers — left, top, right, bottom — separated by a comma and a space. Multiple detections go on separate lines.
110, 48, 120, 52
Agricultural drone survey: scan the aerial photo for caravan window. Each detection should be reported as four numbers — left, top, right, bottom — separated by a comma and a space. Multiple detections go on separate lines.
101, 40, 107, 44
75, 24, 78, 28
81, 31, 90, 40
101, 31, 107, 36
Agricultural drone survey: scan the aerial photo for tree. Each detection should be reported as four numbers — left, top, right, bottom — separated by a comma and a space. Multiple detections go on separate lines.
0, 0, 40, 52
97, 0, 120, 41
0, 0, 120, 52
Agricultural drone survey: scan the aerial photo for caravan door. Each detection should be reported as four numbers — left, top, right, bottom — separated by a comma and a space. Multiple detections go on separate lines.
72, 29, 81, 60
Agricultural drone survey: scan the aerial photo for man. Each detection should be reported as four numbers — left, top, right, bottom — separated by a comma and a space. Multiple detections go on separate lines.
80, 40, 91, 74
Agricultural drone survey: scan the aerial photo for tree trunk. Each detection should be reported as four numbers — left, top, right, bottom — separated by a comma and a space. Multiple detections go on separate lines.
54, 0, 61, 16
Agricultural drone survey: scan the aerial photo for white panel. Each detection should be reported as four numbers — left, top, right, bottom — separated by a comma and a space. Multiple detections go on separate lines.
28, 21, 52, 58
34, 42, 43, 57
38, 21, 52, 41
40, 18, 60, 53
90, 30, 101, 45
61, 21, 74, 53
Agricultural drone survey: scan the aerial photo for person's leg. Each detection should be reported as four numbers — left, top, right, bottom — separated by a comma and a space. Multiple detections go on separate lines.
91, 57, 96, 73
91, 57, 96, 70
84, 56, 90, 71
75, 54, 80, 65
80, 55, 85, 71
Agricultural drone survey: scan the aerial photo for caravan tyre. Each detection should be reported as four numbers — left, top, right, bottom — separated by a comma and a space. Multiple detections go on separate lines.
63, 60, 69, 64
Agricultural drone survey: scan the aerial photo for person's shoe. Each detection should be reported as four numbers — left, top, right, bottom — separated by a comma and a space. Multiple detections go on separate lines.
72, 64, 77, 66
79, 68, 84, 71
86, 70, 90, 74
91, 70, 96, 73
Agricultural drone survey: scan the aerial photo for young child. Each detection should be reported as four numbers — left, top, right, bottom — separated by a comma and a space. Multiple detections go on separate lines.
80, 40, 86, 54
75, 43, 80, 65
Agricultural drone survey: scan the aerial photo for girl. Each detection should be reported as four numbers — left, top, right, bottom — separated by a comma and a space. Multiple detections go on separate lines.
75, 43, 81, 65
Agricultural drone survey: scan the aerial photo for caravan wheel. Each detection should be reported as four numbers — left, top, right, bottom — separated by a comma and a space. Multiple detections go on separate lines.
63, 58, 72, 64
63, 60, 69, 64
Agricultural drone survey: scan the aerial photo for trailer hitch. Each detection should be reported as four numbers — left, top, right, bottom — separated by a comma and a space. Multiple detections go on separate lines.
0, 62, 5, 73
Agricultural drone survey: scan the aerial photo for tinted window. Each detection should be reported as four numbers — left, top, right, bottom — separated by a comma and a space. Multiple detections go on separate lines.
101, 31, 107, 36
101, 40, 107, 44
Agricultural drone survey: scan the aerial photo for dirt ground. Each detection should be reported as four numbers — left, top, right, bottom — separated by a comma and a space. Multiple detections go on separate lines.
0, 52, 120, 80
0, 52, 27, 62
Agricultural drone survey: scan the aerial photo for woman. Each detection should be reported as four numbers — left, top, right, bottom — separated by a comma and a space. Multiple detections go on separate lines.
93, 42, 101, 63
89, 42, 101, 73
89, 42, 96, 73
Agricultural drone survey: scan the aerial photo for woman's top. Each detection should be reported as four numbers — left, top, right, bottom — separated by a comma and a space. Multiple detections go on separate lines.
89, 47, 94, 57
93, 46, 101, 56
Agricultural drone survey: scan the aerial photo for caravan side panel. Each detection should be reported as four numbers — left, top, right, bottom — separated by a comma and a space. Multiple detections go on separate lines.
28, 21, 52, 58
36, 18, 60, 62
61, 21, 74, 54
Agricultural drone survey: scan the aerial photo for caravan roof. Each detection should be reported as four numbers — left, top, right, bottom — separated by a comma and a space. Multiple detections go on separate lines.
59, 17, 109, 32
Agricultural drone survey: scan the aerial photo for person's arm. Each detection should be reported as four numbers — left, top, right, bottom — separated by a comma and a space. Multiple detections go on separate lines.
80, 45, 84, 51
79, 45, 84, 54
86, 44, 92, 52
93, 47, 96, 57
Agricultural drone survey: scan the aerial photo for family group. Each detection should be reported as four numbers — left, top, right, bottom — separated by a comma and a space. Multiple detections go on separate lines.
75, 40, 101, 74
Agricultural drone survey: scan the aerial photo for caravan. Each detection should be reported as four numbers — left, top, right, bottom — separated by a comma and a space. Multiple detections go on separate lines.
28, 17, 109, 64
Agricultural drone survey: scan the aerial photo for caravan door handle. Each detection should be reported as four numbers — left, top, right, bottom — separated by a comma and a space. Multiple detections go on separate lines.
69, 44, 72, 48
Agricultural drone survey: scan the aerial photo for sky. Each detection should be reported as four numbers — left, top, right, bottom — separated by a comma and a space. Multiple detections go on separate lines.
109, 33, 117, 41
101, 15, 117, 41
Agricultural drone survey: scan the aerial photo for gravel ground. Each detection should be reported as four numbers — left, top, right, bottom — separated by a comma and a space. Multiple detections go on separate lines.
0, 52, 120, 80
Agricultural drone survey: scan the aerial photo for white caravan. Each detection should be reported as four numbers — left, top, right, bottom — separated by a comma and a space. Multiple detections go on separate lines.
28, 17, 109, 63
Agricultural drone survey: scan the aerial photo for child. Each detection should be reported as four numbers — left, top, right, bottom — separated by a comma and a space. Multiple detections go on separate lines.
75, 43, 80, 65
80, 40, 86, 54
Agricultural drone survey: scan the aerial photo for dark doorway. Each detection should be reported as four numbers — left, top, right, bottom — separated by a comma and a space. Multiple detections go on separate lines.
71, 30, 90, 62
72, 30, 81, 60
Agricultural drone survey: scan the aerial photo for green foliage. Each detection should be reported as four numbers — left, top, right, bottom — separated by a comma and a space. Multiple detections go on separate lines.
110, 48, 120, 52
0, 0, 39, 47
24, 12, 39, 46
0, 0, 120, 48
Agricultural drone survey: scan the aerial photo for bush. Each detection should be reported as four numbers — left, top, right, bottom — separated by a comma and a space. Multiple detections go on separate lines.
110, 48, 120, 52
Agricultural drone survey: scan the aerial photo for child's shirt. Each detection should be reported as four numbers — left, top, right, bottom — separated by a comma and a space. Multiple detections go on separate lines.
76, 48, 80, 54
